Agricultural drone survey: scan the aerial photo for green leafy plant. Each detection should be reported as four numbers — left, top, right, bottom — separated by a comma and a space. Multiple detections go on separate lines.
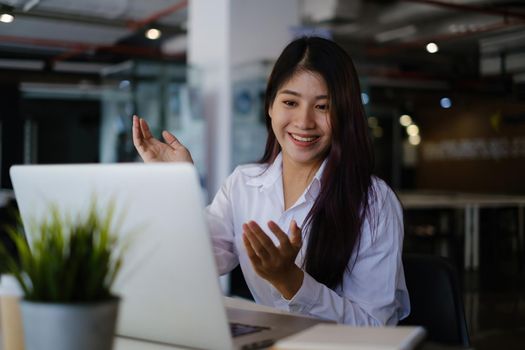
0, 201, 126, 303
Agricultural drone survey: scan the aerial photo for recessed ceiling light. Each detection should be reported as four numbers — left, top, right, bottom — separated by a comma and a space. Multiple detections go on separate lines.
119, 80, 131, 89
407, 124, 420, 136
409, 134, 421, 146
400, 114, 412, 127
368, 116, 378, 128
426, 42, 439, 53
373, 126, 383, 138
440, 97, 452, 109
361, 92, 369, 105
145, 28, 161, 40
0, 13, 14, 23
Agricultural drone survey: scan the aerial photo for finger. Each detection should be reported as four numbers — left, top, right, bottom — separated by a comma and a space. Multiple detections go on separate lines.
267, 221, 291, 250
243, 223, 274, 258
289, 220, 302, 248
242, 233, 262, 266
132, 115, 144, 147
162, 130, 182, 148
139, 118, 154, 139
247, 221, 279, 256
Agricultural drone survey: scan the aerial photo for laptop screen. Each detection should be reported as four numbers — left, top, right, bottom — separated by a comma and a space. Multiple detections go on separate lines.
10, 163, 234, 349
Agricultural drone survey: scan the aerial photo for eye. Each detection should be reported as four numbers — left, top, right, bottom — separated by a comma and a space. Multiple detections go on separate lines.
316, 104, 329, 111
283, 100, 297, 107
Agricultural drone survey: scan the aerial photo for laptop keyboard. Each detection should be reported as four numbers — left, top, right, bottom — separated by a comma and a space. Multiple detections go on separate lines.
230, 322, 270, 337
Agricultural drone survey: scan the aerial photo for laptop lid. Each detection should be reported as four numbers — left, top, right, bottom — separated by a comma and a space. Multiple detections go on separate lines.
10, 163, 234, 350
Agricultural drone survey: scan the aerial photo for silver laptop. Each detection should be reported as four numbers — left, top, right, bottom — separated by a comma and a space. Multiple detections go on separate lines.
10, 163, 325, 350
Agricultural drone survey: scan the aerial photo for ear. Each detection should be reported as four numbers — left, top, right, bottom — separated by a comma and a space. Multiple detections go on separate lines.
267, 104, 273, 119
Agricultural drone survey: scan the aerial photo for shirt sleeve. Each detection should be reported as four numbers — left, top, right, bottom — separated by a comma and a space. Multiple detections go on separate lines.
205, 171, 239, 275
282, 184, 410, 326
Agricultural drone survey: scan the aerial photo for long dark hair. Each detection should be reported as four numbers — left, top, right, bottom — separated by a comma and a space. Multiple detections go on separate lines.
260, 37, 374, 289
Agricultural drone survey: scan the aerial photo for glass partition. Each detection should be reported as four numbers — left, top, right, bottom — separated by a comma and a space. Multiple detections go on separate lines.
231, 61, 272, 169
101, 61, 206, 185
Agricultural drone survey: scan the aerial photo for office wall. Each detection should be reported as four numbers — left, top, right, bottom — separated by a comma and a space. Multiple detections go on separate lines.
415, 93, 525, 194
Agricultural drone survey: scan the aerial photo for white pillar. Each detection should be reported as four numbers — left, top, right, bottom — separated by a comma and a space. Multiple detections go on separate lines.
188, 0, 299, 199
188, 0, 232, 199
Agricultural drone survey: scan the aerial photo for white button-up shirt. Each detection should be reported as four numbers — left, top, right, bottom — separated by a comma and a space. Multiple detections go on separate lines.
206, 153, 410, 325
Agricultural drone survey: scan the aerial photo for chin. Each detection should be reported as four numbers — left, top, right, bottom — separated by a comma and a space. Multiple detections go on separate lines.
288, 153, 324, 165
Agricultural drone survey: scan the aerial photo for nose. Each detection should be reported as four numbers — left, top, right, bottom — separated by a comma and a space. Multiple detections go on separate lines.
293, 106, 316, 130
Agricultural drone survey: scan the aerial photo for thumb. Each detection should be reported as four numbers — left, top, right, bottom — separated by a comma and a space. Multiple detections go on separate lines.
162, 130, 183, 148
289, 220, 302, 248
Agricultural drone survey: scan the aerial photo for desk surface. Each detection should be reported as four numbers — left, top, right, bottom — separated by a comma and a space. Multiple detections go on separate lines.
115, 337, 182, 350
113, 297, 296, 349
399, 191, 525, 208
1, 297, 460, 350
0, 297, 279, 350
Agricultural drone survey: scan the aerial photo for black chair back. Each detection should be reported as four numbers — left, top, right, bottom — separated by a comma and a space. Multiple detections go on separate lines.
400, 254, 470, 347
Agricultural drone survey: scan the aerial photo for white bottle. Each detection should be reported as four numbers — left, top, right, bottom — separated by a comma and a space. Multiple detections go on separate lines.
0, 274, 24, 350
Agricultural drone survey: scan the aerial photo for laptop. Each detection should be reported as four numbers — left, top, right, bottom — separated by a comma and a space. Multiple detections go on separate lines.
10, 163, 325, 350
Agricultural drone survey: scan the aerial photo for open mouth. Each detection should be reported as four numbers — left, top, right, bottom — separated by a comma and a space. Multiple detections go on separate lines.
289, 133, 320, 145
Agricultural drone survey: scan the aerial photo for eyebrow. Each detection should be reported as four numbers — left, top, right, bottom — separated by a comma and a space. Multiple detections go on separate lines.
279, 89, 328, 100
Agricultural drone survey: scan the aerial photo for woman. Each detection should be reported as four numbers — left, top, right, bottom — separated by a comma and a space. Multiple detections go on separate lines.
133, 36, 410, 326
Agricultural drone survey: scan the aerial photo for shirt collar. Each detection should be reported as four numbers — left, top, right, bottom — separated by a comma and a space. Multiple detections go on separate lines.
246, 153, 327, 199
306, 158, 326, 200
245, 153, 283, 189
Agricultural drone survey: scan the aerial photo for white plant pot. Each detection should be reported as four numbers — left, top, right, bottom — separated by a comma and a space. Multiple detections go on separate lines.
20, 298, 119, 350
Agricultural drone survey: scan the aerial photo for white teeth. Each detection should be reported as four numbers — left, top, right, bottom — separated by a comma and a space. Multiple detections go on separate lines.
291, 134, 318, 142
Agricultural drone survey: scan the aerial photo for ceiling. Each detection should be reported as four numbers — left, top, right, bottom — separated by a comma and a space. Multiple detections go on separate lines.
0, 0, 188, 64
306, 0, 525, 93
0, 0, 524, 95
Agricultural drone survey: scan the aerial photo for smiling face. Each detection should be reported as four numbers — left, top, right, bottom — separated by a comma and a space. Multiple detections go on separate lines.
268, 70, 332, 169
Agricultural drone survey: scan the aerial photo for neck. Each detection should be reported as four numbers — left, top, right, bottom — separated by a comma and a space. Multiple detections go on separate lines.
282, 157, 322, 186
281, 156, 324, 211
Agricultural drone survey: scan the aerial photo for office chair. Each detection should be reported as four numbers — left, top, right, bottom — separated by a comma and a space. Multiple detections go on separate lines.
400, 254, 471, 347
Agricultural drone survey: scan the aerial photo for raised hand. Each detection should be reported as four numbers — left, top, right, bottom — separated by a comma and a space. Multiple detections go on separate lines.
132, 115, 193, 163
242, 220, 304, 300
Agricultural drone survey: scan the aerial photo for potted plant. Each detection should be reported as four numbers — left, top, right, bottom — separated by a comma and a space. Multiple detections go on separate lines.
0, 201, 126, 350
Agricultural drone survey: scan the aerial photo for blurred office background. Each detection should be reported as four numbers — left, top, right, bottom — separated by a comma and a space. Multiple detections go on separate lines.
0, 1, 524, 348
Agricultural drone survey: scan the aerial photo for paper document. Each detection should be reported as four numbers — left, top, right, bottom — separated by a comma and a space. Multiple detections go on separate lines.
273, 324, 426, 350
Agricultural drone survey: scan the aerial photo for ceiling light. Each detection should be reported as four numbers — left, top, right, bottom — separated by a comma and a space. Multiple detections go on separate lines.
407, 124, 419, 136
119, 80, 131, 89
361, 92, 369, 105
399, 114, 412, 127
373, 127, 383, 138
0, 13, 14, 23
440, 97, 452, 109
146, 28, 162, 40
426, 42, 439, 53
409, 135, 421, 146
368, 116, 378, 128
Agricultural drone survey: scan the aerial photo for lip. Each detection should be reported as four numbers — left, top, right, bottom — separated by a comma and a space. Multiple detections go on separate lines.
290, 132, 319, 138
288, 132, 321, 147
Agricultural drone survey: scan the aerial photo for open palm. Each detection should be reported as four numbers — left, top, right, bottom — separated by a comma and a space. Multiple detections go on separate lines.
132, 115, 193, 163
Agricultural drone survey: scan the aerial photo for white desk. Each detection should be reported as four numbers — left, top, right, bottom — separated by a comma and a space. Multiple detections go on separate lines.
114, 297, 288, 350
0, 297, 283, 350
2, 296, 430, 350
115, 337, 182, 350
399, 192, 525, 270
112, 295, 334, 349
